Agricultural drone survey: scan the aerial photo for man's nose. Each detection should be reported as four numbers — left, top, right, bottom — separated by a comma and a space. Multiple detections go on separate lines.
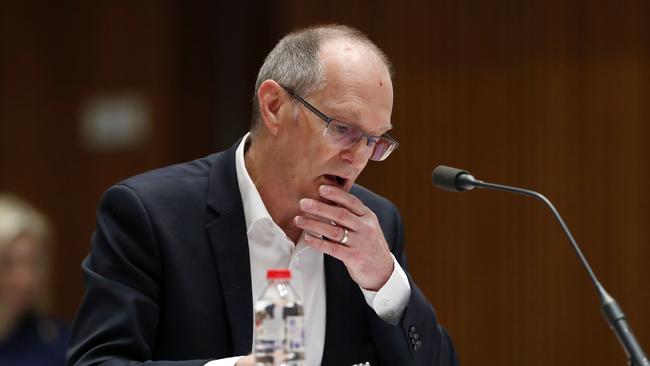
340, 137, 372, 165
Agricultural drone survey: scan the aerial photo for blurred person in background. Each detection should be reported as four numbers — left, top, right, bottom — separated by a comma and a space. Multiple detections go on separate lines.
0, 194, 69, 366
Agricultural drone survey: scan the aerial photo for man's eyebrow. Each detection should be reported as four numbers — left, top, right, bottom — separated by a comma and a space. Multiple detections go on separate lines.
333, 109, 359, 122
359, 121, 394, 137
328, 106, 392, 134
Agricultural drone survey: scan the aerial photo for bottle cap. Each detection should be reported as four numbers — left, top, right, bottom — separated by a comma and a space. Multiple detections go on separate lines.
267, 268, 291, 279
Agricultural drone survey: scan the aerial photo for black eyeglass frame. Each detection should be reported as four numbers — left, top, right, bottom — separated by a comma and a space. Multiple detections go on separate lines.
283, 88, 399, 161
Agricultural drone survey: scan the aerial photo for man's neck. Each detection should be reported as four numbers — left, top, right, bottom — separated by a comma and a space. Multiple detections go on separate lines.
244, 137, 302, 243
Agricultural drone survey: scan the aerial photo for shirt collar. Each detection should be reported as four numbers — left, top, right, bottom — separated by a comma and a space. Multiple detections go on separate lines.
235, 133, 276, 233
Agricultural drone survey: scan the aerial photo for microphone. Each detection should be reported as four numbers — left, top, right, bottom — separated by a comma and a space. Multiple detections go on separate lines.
432, 165, 649, 366
431, 165, 477, 192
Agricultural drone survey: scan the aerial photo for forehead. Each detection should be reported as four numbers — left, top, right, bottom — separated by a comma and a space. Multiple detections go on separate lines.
315, 40, 394, 133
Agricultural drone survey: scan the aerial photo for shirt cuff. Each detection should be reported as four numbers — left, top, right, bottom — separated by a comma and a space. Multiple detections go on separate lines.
360, 254, 412, 325
204, 356, 244, 366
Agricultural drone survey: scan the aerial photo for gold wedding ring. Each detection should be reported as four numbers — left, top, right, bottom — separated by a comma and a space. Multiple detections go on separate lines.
339, 228, 349, 245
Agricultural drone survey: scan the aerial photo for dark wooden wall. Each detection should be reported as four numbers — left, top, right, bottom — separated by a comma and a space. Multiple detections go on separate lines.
278, 1, 650, 364
0, 0, 273, 321
1, 1, 648, 365
1, 0, 177, 318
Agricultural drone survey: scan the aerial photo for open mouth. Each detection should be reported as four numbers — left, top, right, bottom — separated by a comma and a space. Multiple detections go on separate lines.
324, 174, 347, 188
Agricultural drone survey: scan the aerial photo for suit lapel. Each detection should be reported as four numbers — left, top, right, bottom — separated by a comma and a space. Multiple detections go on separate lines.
205, 140, 253, 356
322, 255, 352, 364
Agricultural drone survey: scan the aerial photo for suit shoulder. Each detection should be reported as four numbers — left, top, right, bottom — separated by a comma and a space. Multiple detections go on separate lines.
121, 153, 216, 187
106, 152, 222, 206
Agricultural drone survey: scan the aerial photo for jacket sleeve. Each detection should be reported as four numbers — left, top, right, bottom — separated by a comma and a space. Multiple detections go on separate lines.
368, 203, 459, 366
66, 184, 210, 366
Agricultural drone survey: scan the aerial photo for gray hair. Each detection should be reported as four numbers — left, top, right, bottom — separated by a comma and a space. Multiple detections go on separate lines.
250, 24, 393, 132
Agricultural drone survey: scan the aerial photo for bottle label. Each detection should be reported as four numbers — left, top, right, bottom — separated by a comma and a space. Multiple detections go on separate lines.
286, 315, 305, 352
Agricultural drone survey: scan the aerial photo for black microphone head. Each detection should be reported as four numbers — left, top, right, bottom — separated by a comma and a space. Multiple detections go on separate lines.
432, 165, 474, 192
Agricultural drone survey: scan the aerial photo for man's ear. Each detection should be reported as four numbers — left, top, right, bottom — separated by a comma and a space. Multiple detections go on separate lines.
256, 80, 290, 136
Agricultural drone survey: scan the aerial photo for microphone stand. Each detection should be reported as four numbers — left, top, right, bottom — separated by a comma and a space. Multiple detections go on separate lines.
458, 174, 649, 366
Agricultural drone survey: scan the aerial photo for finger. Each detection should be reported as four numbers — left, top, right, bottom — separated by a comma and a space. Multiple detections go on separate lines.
303, 232, 351, 261
304, 212, 332, 224
299, 198, 360, 230
319, 185, 368, 216
294, 215, 349, 243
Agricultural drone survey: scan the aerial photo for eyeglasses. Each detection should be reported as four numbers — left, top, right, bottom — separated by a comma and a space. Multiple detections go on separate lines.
284, 88, 399, 161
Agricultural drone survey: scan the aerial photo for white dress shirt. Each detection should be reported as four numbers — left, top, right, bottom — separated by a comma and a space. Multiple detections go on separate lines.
206, 134, 411, 366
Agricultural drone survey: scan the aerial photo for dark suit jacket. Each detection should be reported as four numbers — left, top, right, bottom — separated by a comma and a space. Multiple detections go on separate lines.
66, 141, 458, 366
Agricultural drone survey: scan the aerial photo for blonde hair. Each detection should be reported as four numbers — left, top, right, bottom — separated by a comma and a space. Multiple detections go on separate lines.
0, 193, 52, 337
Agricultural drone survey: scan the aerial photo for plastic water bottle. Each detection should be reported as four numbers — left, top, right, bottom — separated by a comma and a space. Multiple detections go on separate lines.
254, 269, 305, 366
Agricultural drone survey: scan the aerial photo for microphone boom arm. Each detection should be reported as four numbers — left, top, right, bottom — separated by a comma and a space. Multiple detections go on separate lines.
458, 174, 649, 366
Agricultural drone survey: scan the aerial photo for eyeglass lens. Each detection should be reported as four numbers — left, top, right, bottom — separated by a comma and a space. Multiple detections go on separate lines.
325, 120, 395, 161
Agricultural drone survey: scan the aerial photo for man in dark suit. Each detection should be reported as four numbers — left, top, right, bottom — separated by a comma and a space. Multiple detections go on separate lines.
67, 25, 458, 366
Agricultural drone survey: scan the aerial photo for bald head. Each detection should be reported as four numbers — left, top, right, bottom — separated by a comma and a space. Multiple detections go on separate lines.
251, 24, 393, 132
317, 39, 393, 134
